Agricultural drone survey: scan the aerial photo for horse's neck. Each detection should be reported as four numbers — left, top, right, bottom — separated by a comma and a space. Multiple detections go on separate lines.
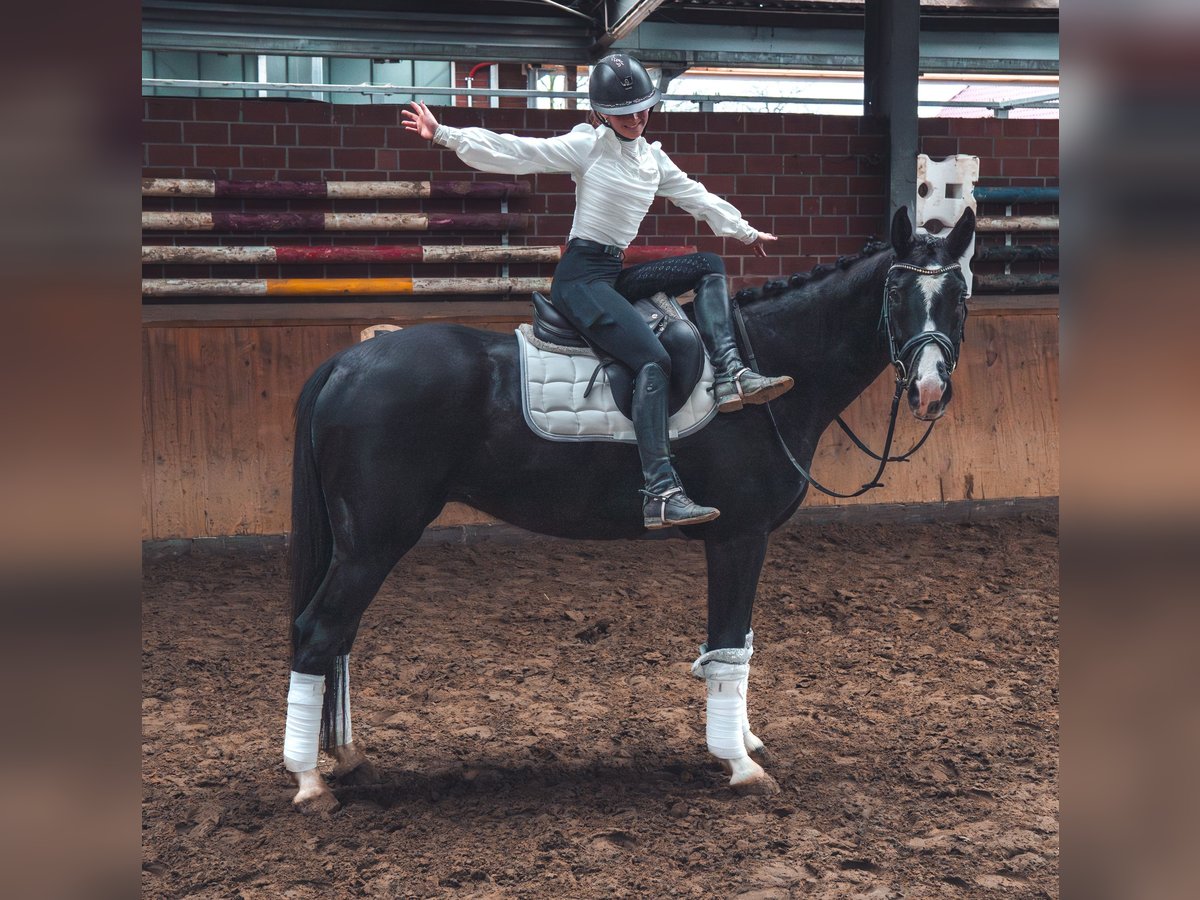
745, 251, 894, 447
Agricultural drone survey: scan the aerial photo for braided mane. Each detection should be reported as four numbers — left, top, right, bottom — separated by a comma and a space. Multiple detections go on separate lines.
733, 238, 892, 305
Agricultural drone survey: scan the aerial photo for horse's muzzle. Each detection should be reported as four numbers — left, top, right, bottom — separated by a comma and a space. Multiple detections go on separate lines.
908, 359, 953, 420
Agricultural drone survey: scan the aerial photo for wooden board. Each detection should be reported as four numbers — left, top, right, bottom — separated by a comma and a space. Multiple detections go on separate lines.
141, 310, 1059, 539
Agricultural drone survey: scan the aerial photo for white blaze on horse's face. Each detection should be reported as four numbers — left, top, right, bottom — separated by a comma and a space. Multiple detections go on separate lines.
910, 272, 952, 421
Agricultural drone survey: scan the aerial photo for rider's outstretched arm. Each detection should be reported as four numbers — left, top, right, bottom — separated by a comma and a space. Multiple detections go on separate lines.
403, 100, 593, 176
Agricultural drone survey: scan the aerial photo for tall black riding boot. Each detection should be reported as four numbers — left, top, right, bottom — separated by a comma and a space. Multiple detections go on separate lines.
633, 363, 720, 529
693, 272, 795, 413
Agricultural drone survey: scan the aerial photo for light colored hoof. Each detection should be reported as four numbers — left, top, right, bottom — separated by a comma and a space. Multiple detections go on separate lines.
732, 770, 781, 796
717, 754, 779, 794
292, 769, 340, 814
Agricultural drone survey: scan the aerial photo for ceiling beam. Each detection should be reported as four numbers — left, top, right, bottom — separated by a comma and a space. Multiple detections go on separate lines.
595, 1, 668, 50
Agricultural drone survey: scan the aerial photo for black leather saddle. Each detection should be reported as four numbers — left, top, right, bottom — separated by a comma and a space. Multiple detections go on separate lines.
530, 291, 707, 419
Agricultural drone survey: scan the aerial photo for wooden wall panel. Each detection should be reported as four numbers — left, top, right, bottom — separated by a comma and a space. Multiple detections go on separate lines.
805, 312, 1060, 507
141, 310, 1058, 540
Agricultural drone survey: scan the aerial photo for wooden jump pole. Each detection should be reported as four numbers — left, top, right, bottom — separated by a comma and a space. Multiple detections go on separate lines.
142, 178, 531, 199
142, 277, 554, 297
141, 244, 698, 265
142, 212, 528, 232
974, 215, 1059, 233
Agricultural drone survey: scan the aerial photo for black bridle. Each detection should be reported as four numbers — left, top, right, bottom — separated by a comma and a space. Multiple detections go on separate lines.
733, 261, 965, 499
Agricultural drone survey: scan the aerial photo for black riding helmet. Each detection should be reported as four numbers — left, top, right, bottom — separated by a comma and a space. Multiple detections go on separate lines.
588, 53, 660, 116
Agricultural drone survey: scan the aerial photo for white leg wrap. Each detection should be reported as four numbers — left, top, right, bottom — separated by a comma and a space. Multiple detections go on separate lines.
704, 661, 751, 759
332, 654, 352, 747
283, 671, 325, 773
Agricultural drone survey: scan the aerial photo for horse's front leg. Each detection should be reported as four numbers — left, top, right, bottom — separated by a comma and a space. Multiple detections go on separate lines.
697, 531, 778, 794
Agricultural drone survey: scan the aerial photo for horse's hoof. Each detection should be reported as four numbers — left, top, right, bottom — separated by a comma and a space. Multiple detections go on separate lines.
732, 771, 780, 796
292, 768, 340, 814
332, 758, 380, 785
747, 743, 771, 765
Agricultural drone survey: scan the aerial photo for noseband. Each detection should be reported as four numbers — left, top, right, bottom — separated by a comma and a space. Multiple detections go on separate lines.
883, 262, 964, 385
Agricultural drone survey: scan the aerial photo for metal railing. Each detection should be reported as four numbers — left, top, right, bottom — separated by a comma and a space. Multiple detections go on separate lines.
141, 79, 1059, 114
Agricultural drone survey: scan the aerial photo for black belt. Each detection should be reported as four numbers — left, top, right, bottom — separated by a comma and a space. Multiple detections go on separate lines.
568, 237, 625, 260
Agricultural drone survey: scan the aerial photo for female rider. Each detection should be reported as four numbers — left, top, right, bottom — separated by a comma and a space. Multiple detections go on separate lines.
403, 53, 793, 529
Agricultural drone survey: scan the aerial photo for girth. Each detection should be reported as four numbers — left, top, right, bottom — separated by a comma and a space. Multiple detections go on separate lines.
530, 291, 707, 419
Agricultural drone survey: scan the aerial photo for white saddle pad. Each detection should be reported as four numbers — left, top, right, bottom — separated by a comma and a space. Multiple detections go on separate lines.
516, 324, 717, 443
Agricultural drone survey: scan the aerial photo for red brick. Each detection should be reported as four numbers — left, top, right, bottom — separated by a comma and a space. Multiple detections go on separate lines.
274, 125, 299, 146
999, 119, 1039, 137
848, 135, 885, 155
192, 145, 239, 168
956, 137, 995, 158
774, 134, 811, 155
146, 98, 194, 121
242, 102, 288, 123
848, 215, 881, 236
941, 118, 990, 138
286, 103, 333, 124
1036, 120, 1060, 138
784, 115, 822, 135
735, 175, 774, 194
812, 175, 847, 194
813, 135, 848, 155
669, 153, 706, 173
183, 122, 230, 144
353, 105, 402, 126
770, 215, 810, 236
330, 106, 358, 126
921, 137, 959, 158
151, 144, 195, 168
230, 123, 276, 145
735, 133, 772, 154
918, 118, 951, 137
374, 149, 399, 170
705, 133, 736, 154
801, 236, 839, 256
193, 99, 239, 121
673, 132, 696, 154
994, 137, 1029, 160
243, 146, 286, 168
858, 196, 886, 217
764, 194, 802, 215
821, 196, 856, 216
299, 124, 341, 146
1029, 138, 1058, 159
142, 121, 182, 143
698, 175, 736, 195
811, 215, 846, 235
332, 148, 375, 170
821, 117, 860, 135
288, 147, 332, 169
744, 155, 781, 176
782, 155, 821, 175
821, 156, 859, 176
1001, 157, 1038, 177
801, 196, 821, 216
774, 175, 811, 195
735, 195, 764, 216
704, 154, 745, 175
1036, 157, 1059, 178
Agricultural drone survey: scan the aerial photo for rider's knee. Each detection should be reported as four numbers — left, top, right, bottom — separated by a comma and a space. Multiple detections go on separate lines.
694, 252, 725, 276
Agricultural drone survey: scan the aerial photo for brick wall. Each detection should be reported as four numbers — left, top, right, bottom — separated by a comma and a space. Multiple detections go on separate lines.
143, 97, 1057, 293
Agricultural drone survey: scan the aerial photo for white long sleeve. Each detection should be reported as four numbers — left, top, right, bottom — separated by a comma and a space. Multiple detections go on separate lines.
654, 149, 758, 244
433, 122, 759, 247
433, 123, 593, 176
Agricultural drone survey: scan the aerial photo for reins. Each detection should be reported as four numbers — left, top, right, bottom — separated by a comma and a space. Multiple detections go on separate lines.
731, 261, 961, 499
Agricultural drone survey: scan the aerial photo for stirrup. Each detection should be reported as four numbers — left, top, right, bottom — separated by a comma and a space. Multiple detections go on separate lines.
641, 486, 720, 530
729, 367, 794, 407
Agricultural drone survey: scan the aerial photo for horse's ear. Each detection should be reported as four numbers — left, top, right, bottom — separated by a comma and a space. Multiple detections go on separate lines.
891, 206, 913, 253
945, 207, 976, 260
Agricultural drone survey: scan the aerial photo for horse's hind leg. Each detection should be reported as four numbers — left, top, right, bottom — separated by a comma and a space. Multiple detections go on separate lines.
286, 552, 397, 812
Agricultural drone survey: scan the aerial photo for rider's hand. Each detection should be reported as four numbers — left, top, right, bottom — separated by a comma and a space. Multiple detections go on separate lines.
401, 101, 439, 141
751, 233, 778, 258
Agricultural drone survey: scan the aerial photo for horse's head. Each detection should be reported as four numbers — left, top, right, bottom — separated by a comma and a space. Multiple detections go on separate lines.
886, 206, 976, 420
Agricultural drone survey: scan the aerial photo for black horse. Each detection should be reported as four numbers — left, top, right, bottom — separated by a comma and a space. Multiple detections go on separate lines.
284, 207, 976, 811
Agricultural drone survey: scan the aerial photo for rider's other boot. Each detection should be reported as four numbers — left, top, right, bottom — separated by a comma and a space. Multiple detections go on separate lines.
692, 273, 794, 413
633, 362, 720, 529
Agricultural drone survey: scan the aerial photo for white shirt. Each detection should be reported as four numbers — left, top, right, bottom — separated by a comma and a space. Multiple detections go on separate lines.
433, 122, 759, 249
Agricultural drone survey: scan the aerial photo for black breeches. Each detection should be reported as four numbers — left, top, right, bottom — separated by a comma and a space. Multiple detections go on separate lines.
614, 252, 726, 302
551, 244, 673, 375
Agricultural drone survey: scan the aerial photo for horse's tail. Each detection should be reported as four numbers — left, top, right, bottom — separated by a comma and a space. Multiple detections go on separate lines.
287, 354, 341, 748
